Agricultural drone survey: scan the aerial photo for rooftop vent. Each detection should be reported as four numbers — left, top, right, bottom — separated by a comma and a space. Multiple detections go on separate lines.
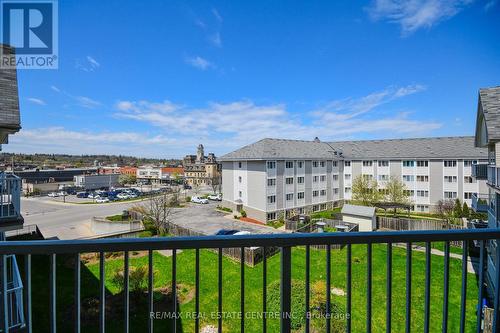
313, 137, 320, 143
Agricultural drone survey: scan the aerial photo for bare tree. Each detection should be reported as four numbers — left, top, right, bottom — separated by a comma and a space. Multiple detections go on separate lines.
436, 199, 455, 222
210, 174, 222, 194
131, 192, 174, 235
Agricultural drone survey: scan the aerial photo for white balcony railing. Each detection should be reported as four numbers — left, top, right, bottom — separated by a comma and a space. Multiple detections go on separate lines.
0, 173, 21, 221
0, 255, 25, 332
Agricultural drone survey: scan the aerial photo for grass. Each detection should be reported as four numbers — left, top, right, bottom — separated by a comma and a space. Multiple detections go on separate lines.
106, 214, 131, 222
18, 244, 480, 332
310, 207, 342, 219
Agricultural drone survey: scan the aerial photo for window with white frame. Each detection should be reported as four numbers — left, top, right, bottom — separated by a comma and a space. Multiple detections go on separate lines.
403, 160, 415, 167
464, 192, 473, 199
464, 160, 477, 167
298, 161, 304, 168
332, 174, 339, 181
267, 178, 276, 186
285, 177, 294, 185
444, 160, 457, 167
416, 161, 429, 167
313, 190, 319, 197
344, 161, 351, 167
332, 161, 338, 167
464, 176, 474, 183
313, 176, 319, 182
312, 161, 319, 168
267, 195, 276, 203
378, 174, 389, 181
444, 191, 457, 199
345, 174, 351, 180
333, 188, 339, 194
286, 193, 294, 201
320, 175, 326, 182
320, 161, 325, 167
416, 175, 429, 182
345, 187, 351, 193
285, 161, 294, 169
238, 191, 242, 198
238, 176, 242, 183
404, 190, 414, 196
267, 161, 276, 169
297, 192, 305, 199
238, 162, 242, 168
320, 189, 326, 196
363, 161, 373, 167
267, 212, 277, 220
378, 160, 389, 167
444, 176, 457, 183
363, 174, 373, 180
403, 175, 414, 182
417, 190, 429, 197
297, 176, 304, 184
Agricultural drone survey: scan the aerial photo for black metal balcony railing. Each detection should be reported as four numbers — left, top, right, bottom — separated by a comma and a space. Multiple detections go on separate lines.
1, 229, 500, 332
472, 164, 488, 180
472, 193, 490, 213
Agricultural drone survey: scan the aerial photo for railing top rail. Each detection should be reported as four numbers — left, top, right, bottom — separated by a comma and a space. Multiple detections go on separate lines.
1, 228, 500, 255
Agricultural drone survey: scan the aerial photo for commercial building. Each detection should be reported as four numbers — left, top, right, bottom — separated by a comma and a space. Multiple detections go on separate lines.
471, 85, 500, 299
120, 166, 138, 177
183, 144, 221, 187
221, 136, 487, 222
74, 173, 120, 190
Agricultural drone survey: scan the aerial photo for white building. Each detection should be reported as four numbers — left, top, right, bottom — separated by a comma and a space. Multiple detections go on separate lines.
74, 173, 120, 190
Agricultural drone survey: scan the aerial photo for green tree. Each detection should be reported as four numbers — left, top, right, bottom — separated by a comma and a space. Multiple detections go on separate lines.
462, 202, 470, 219
453, 198, 463, 218
384, 176, 411, 205
119, 174, 136, 185
352, 175, 380, 206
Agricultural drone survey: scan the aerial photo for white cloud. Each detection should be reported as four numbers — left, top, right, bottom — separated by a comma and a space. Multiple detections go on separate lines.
75, 55, 101, 72
185, 56, 214, 70
50, 85, 61, 93
209, 32, 222, 47
367, 0, 474, 35
212, 8, 223, 22
75, 96, 101, 109
27, 98, 46, 105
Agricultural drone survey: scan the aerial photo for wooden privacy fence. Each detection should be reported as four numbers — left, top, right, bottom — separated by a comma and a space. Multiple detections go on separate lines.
377, 216, 465, 247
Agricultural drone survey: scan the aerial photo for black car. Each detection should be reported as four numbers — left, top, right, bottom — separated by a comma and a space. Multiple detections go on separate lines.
184, 184, 192, 190
215, 229, 239, 236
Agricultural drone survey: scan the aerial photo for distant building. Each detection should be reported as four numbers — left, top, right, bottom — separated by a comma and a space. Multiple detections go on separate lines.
135, 166, 183, 184
183, 144, 221, 187
74, 173, 120, 190
120, 166, 138, 177
98, 166, 121, 174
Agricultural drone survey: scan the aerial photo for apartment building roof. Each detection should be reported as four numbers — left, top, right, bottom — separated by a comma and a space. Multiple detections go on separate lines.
0, 44, 22, 144
477, 86, 500, 143
220, 136, 487, 161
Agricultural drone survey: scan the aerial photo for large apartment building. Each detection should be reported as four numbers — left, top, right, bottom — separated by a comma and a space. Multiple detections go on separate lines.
221, 136, 488, 222
471, 85, 500, 299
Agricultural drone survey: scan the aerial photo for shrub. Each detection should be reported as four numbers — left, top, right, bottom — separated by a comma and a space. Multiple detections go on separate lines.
216, 205, 232, 213
139, 230, 154, 238
185, 196, 191, 202
111, 270, 125, 292
129, 266, 148, 294
240, 210, 247, 218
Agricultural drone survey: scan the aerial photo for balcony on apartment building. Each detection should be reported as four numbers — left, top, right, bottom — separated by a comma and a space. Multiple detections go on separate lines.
1, 229, 500, 332
0, 173, 23, 230
472, 163, 488, 180
472, 193, 490, 213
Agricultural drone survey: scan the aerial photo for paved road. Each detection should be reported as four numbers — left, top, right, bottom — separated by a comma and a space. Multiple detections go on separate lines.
22, 197, 142, 239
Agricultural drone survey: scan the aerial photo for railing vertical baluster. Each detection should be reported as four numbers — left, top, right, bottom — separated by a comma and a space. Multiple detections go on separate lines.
25, 254, 32, 333
124, 251, 129, 333
218, 248, 223, 333
443, 241, 450, 333
326, 244, 331, 333
347, 244, 352, 333
460, 241, 468, 333
367, 243, 372, 333
99, 252, 105, 333
476, 240, 485, 333
493, 240, 500, 330
280, 246, 291, 333
424, 242, 431, 333
1, 254, 8, 332
195, 248, 200, 333
241, 247, 245, 333
406, 242, 412, 333
50, 253, 56, 333
148, 250, 153, 333
387, 243, 392, 333
172, 249, 177, 333
263, 246, 267, 333
74, 253, 80, 333
305, 245, 310, 333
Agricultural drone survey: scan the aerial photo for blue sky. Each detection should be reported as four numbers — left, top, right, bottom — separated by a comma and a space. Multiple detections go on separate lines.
5, 0, 500, 158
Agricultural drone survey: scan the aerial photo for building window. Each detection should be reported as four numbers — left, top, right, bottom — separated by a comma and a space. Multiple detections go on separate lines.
332, 161, 338, 167
286, 193, 294, 201
404, 190, 415, 196
285, 161, 294, 169
378, 160, 389, 167
238, 176, 242, 183
298, 161, 303, 168
403, 160, 415, 167
416, 205, 429, 212
267, 195, 276, 204
345, 174, 351, 180
297, 176, 305, 184
444, 176, 457, 183
345, 187, 351, 194
267, 212, 277, 220
313, 190, 319, 197
238, 191, 242, 198
312, 205, 319, 212
417, 190, 429, 197
267, 161, 276, 169
313, 176, 319, 183
320, 204, 327, 210
267, 178, 276, 186
464, 176, 474, 183
238, 162, 242, 168
298, 192, 305, 199
286, 177, 294, 185
464, 192, 473, 199
402, 175, 414, 182
333, 188, 339, 194
320, 189, 326, 196
344, 161, 351, 167
378, 174, 389, 181
444, 160, 457, 167
320, 175, 326, 182
444, 191, 457, 199
332, 174, 339, 181
320, 161, 325, 167
416, 161, 429, 167
363, 174, 373, 180
416, 175, 429, 182
363, 161, 373, 167
464, 160, 477, 167
312, 161, 319, 168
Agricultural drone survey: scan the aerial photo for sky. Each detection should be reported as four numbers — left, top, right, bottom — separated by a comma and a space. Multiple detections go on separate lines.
4, 0, 500, 158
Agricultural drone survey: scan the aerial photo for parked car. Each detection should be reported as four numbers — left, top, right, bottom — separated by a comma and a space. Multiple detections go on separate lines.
207, 194, 222, 201
215, 229, 240, 235
87, 192, 99, 199
57, 191, 67, 196
117, 193, 130, 200
184, 184, 192, 190
95, 197, 110, 203
191, 196, 209, 204
47, 192, 59, 197
76, 192, 88, 198
233, 231, 251, 236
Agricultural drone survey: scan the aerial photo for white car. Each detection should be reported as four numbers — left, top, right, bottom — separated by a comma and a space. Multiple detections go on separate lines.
233, 231, 251, 236
87, 192, 99, 199
47, 192, 59, 197
117, 193, 130, 199
207, 194, 222, 201
95, 197, 109, 203
191, 196, 209, 204
57, 191, 67, 196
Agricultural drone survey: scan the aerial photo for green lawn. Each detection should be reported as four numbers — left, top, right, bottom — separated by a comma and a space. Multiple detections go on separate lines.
20, 244, 479, 332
